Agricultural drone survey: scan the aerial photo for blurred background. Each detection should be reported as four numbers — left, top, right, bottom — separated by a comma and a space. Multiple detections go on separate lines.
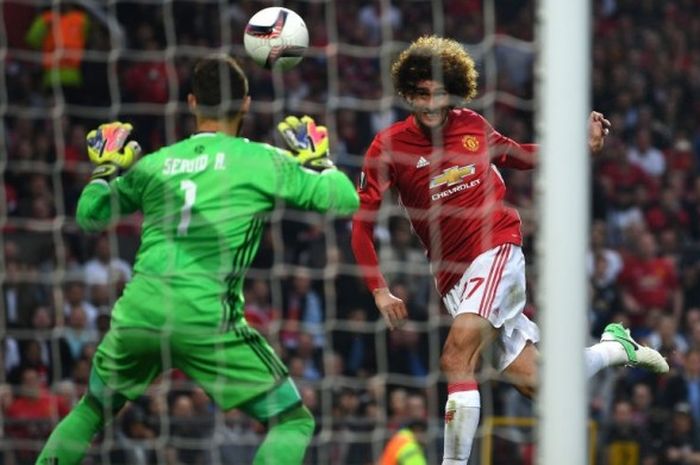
2, 0, 700, 464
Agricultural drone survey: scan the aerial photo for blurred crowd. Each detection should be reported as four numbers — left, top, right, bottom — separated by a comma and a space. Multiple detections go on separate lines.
2, 0, 700, 464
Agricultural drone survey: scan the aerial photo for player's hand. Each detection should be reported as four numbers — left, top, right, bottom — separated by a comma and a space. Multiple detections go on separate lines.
373, 287, 408, 330
86, 121, 142, 181
588, 111, 611, 153
277, 115, 335, 171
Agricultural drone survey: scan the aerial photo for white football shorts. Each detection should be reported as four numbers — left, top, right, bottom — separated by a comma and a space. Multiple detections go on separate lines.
442, 243, 540, 372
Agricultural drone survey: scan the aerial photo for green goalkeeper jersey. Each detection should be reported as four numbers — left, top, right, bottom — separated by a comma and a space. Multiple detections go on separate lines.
76, 132, 359, 330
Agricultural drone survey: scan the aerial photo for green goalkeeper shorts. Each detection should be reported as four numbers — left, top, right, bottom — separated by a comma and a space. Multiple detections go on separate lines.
90, 324, 301, 420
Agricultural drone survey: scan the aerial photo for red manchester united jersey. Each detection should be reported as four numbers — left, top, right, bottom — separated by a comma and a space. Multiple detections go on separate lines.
351, 108, 537, 296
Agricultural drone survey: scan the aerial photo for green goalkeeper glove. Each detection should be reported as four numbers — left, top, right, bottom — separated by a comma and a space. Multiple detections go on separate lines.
277, 115, 335, 171
86, 121, 142, 181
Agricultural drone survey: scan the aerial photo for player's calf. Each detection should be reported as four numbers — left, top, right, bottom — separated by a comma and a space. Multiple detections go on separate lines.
502, 341, 539, 399
441, 313, 496, 465
253, 404, 315, 465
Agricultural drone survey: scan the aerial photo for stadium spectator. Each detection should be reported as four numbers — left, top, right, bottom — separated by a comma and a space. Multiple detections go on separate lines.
598, 138, 650, 242
63, 280, 99, 330
629, 383, 665, 439
618, 231, 683, 328
8, 306, 72, 386
53, 379, 79, 411
218, 409, 261, 464
62, 305, 98, 361
662, 350, 700, 426
378, 420, 428, 465
379, 217, 432, 308
115, 403, 159, 465
659, 403, 700, 465
333, 307, 377, 377
4, 367, 69, 464
25, 4, 90, 104
122, 30, 170, 105
644, 187, 690, 235
647, 314, 689, 366
601, 399, 654, 465
3, 241, 47, 329
70, 357, 91, 398
387, 388, 409, 432
588, 220, 624, 286
293, 332, 324, 381
4, 337, 21, 377
685, 177, 700, 241
167, 394, 210, 465
590, 251, 623, 337
190, 386, 215, 431
628, 128, 667, 179
357, 0, 402, 45
281, 273, 325, 349
83, 234, 133, 288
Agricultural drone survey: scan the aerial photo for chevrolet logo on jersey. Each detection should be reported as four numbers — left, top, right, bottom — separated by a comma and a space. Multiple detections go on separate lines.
429, 164, 476, 189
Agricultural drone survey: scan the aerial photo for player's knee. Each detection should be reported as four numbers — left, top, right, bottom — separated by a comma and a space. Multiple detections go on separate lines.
85, 390, 126, 418
278, 404, 315, 438
503, 344, 539, 395
515, 384, 536, 400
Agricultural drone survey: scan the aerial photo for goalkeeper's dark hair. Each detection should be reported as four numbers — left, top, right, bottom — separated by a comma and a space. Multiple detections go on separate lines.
392, 36, 478, 102
192, 54, 249, 119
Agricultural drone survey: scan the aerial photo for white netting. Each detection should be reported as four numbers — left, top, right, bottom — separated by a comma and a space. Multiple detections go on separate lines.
0, 1, 540, 464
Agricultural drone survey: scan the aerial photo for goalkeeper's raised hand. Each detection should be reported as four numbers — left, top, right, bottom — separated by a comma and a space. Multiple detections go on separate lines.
277, 115, 335, 171
86, 121, 142, 181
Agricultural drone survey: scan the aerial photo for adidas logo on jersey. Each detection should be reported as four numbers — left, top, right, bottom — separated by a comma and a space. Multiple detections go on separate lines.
416, 156, 430, 168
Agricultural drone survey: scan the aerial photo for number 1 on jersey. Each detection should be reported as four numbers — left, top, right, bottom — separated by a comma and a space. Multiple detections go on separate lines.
177, 180, 197, 236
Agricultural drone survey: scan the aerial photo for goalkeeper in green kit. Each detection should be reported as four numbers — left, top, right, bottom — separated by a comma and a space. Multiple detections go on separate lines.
36, 54, 359, 465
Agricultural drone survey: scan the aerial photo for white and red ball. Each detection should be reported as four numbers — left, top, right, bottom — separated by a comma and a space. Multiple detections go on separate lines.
244, 7, 309, 71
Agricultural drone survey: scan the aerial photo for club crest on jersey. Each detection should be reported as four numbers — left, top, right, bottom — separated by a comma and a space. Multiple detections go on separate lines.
429, 164, 476, 189
462, 135, 480, 151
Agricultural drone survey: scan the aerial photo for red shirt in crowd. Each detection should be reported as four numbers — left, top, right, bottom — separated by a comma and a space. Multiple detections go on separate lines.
351, 108, 536, 296
5, 390, 69, 440
618, 255, 679, 313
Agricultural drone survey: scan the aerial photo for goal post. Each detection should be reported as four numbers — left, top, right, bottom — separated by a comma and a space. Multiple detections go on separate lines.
536, 1, 590, 465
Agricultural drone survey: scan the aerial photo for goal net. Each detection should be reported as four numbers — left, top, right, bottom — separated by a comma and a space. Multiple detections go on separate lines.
1, 0, 562, 464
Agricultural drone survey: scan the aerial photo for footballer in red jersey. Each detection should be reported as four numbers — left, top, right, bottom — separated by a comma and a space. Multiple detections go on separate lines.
350, 36, 667, 465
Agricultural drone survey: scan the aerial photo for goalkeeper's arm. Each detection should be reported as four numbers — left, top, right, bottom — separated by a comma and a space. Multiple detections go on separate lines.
268, 150, 359, 215
76, 122, 142, 232
76, 178, 140, 232
272, 115, 359, 215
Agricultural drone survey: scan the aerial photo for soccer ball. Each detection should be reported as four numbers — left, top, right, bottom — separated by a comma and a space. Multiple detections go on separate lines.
244, 7, 309, 71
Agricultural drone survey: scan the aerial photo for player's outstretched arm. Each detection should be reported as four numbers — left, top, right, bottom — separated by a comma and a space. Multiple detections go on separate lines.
270, 115, 359, 215
486, 116, 538, 170
489, 110, 611, 169
275, 162, 359, 215
76, 122, 143, 231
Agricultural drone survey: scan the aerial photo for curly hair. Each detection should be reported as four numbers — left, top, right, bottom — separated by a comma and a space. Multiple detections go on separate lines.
391, 36, 479, 102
